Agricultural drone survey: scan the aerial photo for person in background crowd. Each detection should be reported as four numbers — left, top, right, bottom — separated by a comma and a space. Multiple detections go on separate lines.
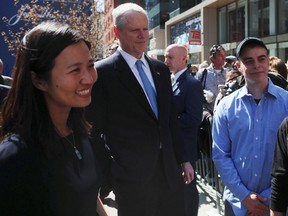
224, 55, 237, 69
270, 116, 288, 216
269, 56, 288, 80
212, 37, 288, 216
187, 64, 199, 77
213, 65, 242, 113
195, 45, 226, 114
0, 21, 104, 216
165, 44, 203, 216
85, 3, 193, 216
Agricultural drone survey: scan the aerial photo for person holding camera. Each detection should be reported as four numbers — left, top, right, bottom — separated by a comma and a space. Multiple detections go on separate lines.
213, 65, 242, 113
195, 45, 227, 114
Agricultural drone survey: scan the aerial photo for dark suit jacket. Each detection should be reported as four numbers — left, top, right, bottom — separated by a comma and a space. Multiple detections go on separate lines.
172, 70, 203, 163
86, 51, 188, 191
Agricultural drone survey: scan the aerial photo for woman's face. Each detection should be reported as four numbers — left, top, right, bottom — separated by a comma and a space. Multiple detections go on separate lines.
41, 41, 97, 112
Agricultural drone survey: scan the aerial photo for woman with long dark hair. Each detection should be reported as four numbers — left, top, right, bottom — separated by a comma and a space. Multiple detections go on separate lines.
0, 21, 102, 216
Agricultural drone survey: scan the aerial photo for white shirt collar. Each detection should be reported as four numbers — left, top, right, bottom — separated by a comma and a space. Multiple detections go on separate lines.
173, 68, 187, 82
118, 47, 148, 69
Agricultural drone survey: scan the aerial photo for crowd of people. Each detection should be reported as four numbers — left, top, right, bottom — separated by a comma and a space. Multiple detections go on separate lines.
0, 2, 287, 216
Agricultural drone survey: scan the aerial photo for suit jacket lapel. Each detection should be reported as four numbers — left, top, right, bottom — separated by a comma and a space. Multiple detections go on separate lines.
173, 70, 187, 93
115, 53, 157, 119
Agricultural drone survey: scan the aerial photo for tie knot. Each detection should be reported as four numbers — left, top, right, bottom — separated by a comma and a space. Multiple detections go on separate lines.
136, 60, 143, 69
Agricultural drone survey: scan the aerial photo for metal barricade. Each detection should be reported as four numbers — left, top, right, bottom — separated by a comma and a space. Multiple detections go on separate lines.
196, 115, 224, 215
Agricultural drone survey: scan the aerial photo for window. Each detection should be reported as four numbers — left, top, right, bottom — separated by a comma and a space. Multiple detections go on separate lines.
248, 0, 276, 37
218, 7, 227, 44
218, 0, 246, 44
278, 0, 288, 34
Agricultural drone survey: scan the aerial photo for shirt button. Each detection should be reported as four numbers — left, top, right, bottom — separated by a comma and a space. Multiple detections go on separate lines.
254, 173, 258, 177
256, 137, 259, 140
254, 155, 258, 158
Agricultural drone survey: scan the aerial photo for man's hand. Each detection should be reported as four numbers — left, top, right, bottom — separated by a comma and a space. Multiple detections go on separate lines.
243, 192, 269, 216
181, 162, 194, 184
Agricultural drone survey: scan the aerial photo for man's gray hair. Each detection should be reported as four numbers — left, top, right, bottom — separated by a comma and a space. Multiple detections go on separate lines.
112, 3, 147, 30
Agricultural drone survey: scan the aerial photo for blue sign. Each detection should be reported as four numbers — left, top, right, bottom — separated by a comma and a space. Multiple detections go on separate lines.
0, 0, 92, 76
0, 1, 30, 76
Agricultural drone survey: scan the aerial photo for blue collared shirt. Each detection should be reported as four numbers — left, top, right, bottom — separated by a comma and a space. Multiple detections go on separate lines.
212, 79, 288, 216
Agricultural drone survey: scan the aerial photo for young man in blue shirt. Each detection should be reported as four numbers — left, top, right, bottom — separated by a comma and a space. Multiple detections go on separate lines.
212, 37, 288, 216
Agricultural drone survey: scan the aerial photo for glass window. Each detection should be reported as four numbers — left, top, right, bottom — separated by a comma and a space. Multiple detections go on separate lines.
248, 0, 276, 37
146, 0, 160, 11
262, 0, 273, 36
249, 0, 260, 36
218, 1, 246, 43
228, 3, 237, 42
150, 14, 160, 29
236, 1, 246, 40
279, 42, 288, 64
218, 7, 227, 44
278, 0, 288, 34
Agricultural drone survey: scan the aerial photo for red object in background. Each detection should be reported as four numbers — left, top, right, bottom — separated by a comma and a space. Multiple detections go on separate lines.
189, 29, 201, 45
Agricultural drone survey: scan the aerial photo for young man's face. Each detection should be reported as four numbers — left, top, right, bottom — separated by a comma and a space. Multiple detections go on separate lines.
239, 45, 269, 85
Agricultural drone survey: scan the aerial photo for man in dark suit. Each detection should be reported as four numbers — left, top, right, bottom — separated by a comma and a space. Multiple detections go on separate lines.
86, 3, 194, 216
165, 44, 204, 216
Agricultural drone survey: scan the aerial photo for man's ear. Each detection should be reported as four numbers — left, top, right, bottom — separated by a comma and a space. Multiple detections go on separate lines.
209, 55, 214, 63
113, 26, 119, 38
31, 71, 48, 91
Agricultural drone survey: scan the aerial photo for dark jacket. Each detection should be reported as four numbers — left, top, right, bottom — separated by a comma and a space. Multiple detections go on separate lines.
86, 51, 188, 190
172, 70, 204, 162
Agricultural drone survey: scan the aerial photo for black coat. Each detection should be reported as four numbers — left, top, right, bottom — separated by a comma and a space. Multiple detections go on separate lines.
86, 51, 188, 191
172, 70, 204, 162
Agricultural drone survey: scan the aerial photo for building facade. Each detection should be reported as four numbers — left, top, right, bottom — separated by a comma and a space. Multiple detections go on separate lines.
147, 0, 288, 66
147, 0, 201, 61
